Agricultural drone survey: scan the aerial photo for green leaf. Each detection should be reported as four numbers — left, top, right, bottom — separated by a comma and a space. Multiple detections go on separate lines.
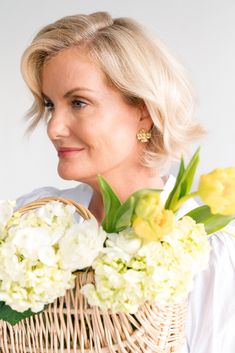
113, 189, 162, 232
184, 205, 235, 234
98, 176, 121, 232
0, 302, 34, 325
98, 175, 162, 232
165, 157, 185, 209
113, 195, 136, 232
165, 148, 200, 211
179, 147, 200, 197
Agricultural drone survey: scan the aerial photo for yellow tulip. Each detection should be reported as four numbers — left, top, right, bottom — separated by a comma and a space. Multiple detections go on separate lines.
132, 193, 175, 241
198, 167, 235, 215
134, 192, 163, 218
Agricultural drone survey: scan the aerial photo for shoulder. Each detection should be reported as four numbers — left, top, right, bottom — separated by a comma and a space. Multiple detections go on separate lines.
185, 229, 235, 352
208, 228, 235, 265
16, 183, 93, 209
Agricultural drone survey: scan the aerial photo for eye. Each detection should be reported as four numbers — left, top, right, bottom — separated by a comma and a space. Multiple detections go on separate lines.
72, 99, 87, 109
43, 99, 54, 111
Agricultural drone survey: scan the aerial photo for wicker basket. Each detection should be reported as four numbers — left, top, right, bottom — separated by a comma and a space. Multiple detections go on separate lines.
0, 197, 188, 353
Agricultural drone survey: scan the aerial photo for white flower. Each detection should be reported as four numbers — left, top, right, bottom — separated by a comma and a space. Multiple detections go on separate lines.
0, 200, 15, 227
10, 227, 55, 261
36, 201, 75, 217
103, 229, 142, 261
58, 218, 106, 271
0, 200, 105, 313
82, 218, 211, 313
38, 246, 57, 266
0, 265, 75, 313
0, 243, 24, 282
0, 196, 211, 317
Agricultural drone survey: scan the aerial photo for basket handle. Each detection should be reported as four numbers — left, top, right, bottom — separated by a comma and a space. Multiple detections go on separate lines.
16, 196, 94, 221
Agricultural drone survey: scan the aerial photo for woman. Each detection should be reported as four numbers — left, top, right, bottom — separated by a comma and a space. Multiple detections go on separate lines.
17, 11, 234, 352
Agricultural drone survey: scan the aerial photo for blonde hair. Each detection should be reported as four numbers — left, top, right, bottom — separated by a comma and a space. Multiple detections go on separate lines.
21, 11, 205, 170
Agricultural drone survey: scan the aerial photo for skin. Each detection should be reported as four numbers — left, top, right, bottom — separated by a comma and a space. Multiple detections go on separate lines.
41, 47, 164, 223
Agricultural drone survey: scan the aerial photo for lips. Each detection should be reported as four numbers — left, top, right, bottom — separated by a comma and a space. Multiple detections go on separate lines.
57, 147, 85, 158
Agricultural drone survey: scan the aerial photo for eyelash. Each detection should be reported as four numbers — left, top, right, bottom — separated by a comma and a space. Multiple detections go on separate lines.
43, 99, 87, 111
43, 101, 54, 111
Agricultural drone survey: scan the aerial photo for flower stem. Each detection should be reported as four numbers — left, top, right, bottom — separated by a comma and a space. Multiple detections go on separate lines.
172, 192, 199, 212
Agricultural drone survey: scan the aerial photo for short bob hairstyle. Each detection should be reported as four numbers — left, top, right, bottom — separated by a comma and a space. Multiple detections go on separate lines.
21, 11, 204, 171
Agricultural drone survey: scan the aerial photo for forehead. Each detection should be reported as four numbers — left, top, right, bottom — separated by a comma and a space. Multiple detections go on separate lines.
41, 47, 109, 96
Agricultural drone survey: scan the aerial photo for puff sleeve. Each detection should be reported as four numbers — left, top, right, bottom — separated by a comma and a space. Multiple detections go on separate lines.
183, 230, 235, 353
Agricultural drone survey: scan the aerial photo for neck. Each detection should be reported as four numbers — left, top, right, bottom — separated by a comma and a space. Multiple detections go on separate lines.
86, 167, 165, 224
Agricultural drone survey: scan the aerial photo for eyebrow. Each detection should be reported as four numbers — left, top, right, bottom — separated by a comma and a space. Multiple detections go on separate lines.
42, 87, 96, 100
64, 87, 96, 98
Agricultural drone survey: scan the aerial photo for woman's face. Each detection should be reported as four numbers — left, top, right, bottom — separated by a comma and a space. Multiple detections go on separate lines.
42, 48, 151, 185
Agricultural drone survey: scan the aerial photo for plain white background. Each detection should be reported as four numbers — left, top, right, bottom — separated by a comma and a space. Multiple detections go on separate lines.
0, 0, 234, 199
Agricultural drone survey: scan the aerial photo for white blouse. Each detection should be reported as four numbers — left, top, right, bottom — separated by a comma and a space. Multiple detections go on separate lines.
16, 176, 235, 353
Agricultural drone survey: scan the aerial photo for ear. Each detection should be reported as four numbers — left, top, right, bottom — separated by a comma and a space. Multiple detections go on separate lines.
139, 103, 153, 130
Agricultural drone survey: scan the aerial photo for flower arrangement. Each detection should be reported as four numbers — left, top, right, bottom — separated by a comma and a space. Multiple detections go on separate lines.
0, 149, 234, 325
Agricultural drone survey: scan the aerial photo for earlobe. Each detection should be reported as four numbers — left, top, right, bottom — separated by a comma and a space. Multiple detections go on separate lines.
137, 104, 153, 143
137, 128, 152, 143
139, 103, 153, 130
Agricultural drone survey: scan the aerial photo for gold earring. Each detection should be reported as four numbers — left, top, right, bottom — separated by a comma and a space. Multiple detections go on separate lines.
137, 129, 151, 143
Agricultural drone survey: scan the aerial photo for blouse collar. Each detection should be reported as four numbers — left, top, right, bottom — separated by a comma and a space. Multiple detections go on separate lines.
82, 174, 177, 209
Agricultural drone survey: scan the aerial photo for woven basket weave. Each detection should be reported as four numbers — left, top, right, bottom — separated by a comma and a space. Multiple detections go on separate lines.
0, 197, 187, 353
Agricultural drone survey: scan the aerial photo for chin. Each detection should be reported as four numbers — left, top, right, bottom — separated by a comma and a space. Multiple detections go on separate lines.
57, 165, 94, 183
57, 165, 78, 181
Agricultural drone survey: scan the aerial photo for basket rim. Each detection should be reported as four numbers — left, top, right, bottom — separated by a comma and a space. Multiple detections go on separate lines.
16, 196, 94, 221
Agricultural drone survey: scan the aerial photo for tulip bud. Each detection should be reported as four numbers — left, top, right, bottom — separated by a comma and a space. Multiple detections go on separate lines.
132, 193, 175, 241
198, 167, 235, 215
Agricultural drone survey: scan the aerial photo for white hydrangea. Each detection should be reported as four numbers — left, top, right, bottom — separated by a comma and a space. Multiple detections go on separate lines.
0, 200, 15, 240
0, 201, 106, 313
0, 197, 211, 316
58, 219, 106, 271
81, 216, 211, 313
103, 228, 142, 261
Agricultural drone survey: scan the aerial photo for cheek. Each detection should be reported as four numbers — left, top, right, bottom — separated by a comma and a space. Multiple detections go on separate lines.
90, 128, 138, 158
73, 107, 139, 151
104, 116, 139, 149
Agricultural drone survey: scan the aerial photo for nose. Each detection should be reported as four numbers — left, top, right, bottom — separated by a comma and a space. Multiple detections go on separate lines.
47, 111, 70, 141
